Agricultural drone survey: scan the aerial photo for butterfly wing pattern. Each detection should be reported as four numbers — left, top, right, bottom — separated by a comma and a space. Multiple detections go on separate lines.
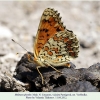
32, 8, 79, 84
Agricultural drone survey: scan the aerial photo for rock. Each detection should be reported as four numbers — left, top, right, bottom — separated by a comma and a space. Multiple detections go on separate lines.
50, 81, 98, 92
1, 52, 99, 92
0, 72, 29, 92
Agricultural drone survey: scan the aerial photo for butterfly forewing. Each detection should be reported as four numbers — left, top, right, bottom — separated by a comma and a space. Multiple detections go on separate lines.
33, 8, 65, 58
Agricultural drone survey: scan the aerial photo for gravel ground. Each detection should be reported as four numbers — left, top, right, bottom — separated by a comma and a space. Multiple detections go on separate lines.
0, 1, 100, 84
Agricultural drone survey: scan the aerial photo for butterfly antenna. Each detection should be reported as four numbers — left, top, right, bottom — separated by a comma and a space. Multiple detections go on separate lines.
12, 39, 28, 52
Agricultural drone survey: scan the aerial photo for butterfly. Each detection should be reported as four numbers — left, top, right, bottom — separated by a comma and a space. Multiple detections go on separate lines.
27, 8, 79, 84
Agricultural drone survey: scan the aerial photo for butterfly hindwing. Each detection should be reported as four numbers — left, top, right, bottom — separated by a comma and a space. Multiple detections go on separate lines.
39, 30, 79, 66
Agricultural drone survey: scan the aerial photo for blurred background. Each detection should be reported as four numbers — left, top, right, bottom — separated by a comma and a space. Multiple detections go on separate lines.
0, 1, 100, 76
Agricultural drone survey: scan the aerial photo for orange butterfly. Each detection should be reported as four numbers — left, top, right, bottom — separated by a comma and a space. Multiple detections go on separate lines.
27, 8, 79, 84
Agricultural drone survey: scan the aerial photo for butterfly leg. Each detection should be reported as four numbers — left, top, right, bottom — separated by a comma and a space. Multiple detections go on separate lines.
36, 66, 44, 84
36, 65, 62, 84
27, 54, 44, 84
49, 65, 62, 73
45, 62, 62, 73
